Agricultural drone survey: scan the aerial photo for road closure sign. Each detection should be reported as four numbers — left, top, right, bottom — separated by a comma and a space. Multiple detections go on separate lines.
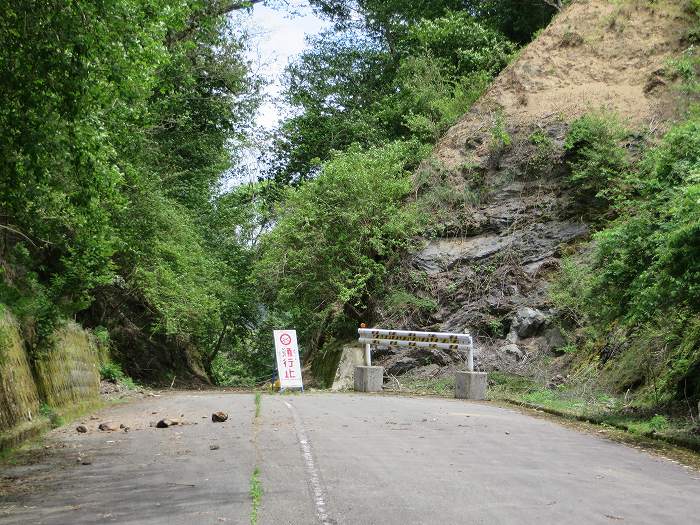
274, 330, 303, 389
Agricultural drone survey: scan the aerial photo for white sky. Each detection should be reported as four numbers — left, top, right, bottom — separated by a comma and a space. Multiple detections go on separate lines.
224, 3, 329, 186
236, 3, 330, 130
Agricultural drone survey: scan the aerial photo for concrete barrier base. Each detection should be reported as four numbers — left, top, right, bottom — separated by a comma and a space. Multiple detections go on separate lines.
354, 366, 384, 392
455, 371, 487, 400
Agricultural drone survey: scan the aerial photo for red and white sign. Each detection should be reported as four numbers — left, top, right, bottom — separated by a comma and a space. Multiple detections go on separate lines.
274, 330, 303, 389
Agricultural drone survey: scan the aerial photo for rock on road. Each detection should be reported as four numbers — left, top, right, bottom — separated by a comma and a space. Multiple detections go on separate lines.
1, 392, 699, 524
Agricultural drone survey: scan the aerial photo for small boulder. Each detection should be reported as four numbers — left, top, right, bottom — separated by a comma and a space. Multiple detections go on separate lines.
209, 444, 220, 450
156, 418, 179, 428
548, 374, 566, 389
76, 424, 88, 433
511, 307, 548, 339
98, 422, 120, 432
212, 412, 228, 423
501, 344, 524, 361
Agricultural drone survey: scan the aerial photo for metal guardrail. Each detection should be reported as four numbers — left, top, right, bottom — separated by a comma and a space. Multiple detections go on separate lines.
358, 328, 475, 371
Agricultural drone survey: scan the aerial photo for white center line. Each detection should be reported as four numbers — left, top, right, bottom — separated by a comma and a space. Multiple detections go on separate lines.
284, 400, 334, 525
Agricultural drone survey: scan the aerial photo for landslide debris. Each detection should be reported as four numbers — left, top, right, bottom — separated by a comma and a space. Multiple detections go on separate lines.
374, 0, 690, 379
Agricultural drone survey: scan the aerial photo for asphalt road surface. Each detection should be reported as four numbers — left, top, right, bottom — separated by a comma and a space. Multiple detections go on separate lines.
1, 392, 699, 524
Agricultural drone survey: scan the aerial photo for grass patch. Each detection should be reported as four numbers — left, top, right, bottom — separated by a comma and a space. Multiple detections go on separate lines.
385, 376, 456, 397
254, 392, 261, 419
100, 361, 137, 390
39, 403, 64, 428
488, 372, 700, 452
249, 466, 262, 525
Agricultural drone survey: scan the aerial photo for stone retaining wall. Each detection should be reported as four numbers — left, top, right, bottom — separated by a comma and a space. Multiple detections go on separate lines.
0, 307, 102, 450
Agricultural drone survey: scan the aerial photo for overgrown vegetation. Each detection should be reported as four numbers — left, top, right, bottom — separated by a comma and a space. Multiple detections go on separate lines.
488, 372, 700, 450
549, 5, 700, 413
255, 1, 556, 367
256, 141, 427, 350
0, 0, 262, 383
0, 1, 558, 386
249, 466, 262, 525
563, 113, 630, 208
100, 362, 136, 390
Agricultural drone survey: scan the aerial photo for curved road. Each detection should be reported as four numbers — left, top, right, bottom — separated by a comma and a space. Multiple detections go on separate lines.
1, 392, 699, 524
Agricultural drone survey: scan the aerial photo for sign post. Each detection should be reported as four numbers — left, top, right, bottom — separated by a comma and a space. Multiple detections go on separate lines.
274, 329, 304, 392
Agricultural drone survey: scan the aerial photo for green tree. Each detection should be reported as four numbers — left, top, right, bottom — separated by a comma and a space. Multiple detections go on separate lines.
0, 0, 262, 383
256, 141, 427, 351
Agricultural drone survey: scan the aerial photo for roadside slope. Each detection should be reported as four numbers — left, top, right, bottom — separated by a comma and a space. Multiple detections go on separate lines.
376, 0, 692, 378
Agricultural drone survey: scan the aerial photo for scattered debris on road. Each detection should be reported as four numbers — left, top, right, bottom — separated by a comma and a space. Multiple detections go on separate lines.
98, 422, 120, 432
76, 424, 88, 433
210, 444, 220, 450
212, 411, 228, 423
155, 418, 180, 428
76, 454, 92, 465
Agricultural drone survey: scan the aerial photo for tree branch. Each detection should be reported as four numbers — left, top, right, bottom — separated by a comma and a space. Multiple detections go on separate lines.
169, 0, 265, 44
543, 0, 563, 11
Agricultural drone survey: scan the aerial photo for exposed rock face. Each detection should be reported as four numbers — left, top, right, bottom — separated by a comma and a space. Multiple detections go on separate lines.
510, 307, 548, 339
372, 0, 688, 379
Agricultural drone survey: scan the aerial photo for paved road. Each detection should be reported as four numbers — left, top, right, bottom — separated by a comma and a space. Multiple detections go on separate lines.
1, 392, 699, 524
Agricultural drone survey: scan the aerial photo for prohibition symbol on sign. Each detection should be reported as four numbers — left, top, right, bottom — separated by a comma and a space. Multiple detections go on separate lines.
279, 333, 292, 346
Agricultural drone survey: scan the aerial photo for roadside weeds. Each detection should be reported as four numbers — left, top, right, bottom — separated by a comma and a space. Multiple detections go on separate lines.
250, 392, 263, 525
249, 467, 262, 525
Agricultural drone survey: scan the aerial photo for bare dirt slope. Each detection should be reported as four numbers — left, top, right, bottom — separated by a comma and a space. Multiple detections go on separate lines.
436, 0, 688, 170
375, 0, 693, 380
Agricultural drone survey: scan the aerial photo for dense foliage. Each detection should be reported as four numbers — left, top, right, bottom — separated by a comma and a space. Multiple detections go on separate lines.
256, 0, 555, 369
257, 141, 427, 349
0, 0, 261, 380
268, 6, 519, 185
1, 0, 557, 385
556, 108, 700, 404
550, 4, 700, 407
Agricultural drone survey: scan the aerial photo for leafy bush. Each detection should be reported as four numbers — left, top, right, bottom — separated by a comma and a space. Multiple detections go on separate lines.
100, 362, 126, 383
256, 141, 428, 350
93, 327, 110, 348
405, 12, 517, 77
39, 403, 64, 429
211, 353, 259, 387
99, 361, 136, 389
398, 57, 491, 142
553, 114, 700, 404
489, 112, 512, 157
564, 113, 630, 204
590, 120, 700, 322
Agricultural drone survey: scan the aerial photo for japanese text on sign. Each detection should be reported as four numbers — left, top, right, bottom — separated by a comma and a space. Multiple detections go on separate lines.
273, 330, 303, 389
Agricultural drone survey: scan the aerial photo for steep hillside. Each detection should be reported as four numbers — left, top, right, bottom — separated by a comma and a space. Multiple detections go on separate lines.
374, 0, 693, 380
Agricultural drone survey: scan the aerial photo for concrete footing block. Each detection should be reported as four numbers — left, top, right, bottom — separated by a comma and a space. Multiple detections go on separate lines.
455, 371, 487, 400
354, 366, 384, 392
